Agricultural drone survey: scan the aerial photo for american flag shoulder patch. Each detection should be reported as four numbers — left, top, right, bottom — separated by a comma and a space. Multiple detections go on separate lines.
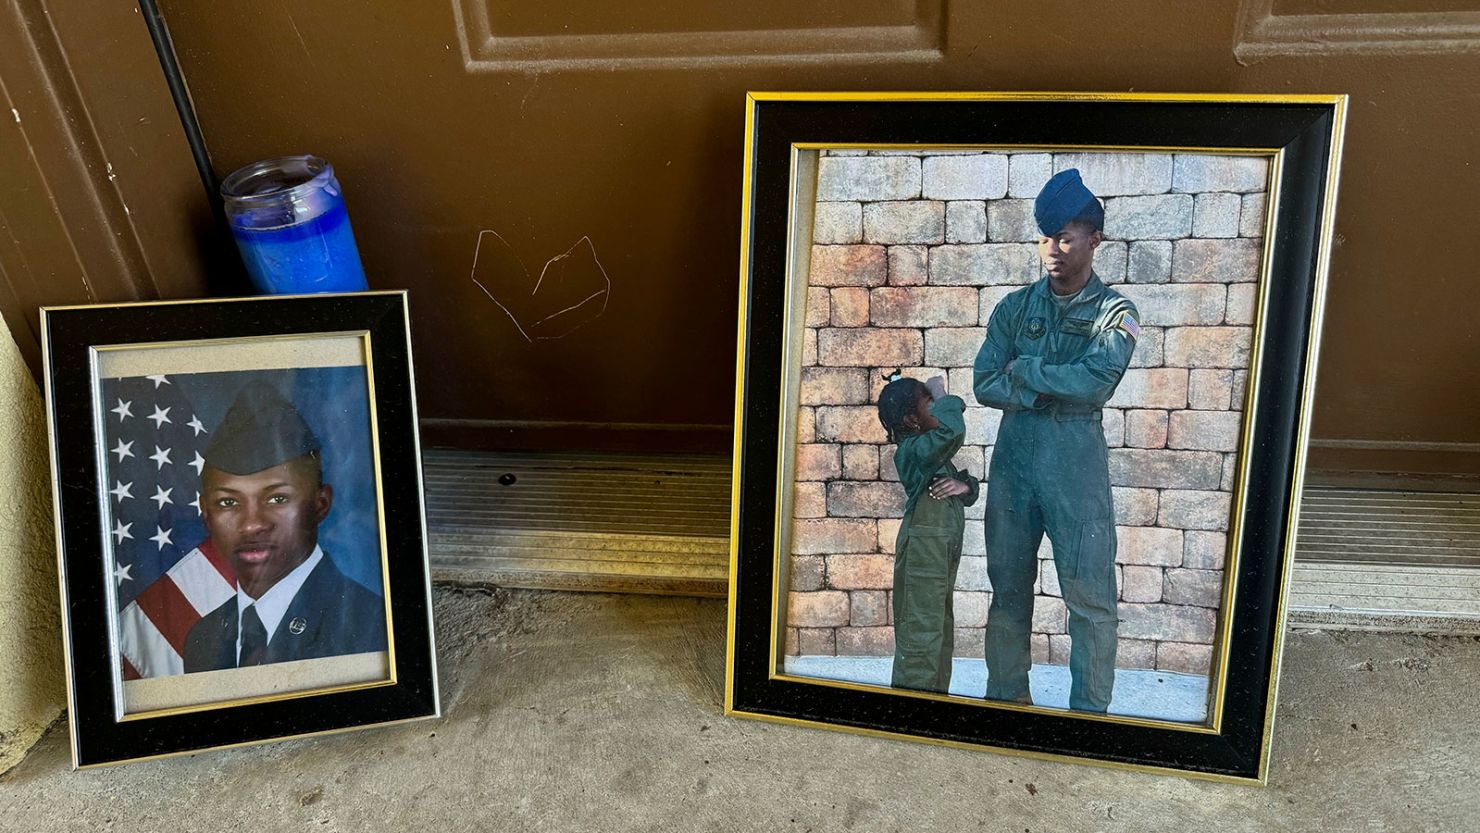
1118, 311, 1141, 339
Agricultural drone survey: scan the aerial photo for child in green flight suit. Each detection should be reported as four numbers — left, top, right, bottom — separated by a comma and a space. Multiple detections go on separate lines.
877, 372, 980, 694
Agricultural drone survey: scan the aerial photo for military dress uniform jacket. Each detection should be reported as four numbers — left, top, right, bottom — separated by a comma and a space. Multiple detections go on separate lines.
183, 552, 388, 673
890, 394, 980, 693
971, 273, 1139, 712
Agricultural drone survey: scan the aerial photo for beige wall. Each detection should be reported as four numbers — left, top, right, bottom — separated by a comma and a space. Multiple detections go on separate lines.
0, 315, 64, 772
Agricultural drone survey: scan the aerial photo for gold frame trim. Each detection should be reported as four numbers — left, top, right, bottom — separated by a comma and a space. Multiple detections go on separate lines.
725, 91, 1349, 785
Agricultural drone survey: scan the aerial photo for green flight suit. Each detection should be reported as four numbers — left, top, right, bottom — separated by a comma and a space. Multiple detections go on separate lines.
890, 394, 981, 694
972, 273, 1139, 712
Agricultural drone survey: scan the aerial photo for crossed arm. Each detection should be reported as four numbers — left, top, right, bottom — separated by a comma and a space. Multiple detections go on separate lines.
973, 303, 1140, 410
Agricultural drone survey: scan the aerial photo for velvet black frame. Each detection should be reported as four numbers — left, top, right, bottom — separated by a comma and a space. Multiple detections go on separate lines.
42, 290, 438, 768
726, 94, 1345, 782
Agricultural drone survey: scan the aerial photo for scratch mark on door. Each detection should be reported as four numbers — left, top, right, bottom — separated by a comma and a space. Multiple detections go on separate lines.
470, 230, 612, 343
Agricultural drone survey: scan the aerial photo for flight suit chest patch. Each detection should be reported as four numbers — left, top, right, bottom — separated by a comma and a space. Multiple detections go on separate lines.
1025, 317, 1046, 340
1060, 317, 1095, 337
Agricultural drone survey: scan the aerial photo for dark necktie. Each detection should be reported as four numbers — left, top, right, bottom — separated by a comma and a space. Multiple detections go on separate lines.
240, 604, 268, 667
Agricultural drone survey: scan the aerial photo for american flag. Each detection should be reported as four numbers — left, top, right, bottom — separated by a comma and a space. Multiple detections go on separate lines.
102, 373, 235, 679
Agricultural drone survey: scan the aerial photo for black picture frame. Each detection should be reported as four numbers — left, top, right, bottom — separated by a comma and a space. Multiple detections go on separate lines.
42, 290, 439, 768
724, 93, 1346, 782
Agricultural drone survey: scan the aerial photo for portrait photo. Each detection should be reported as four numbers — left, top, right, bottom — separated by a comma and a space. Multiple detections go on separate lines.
726, 93, 1346, 781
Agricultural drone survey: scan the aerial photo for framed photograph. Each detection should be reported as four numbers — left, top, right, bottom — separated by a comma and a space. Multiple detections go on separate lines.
725, 92, 1346, 782
42, 290, 439, 768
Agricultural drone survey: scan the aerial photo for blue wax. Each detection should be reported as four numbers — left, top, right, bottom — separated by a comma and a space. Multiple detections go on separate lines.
230, 200, 368, 294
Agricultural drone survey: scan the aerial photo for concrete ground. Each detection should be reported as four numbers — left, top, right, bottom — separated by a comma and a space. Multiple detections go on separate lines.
2, 587, 1476, 832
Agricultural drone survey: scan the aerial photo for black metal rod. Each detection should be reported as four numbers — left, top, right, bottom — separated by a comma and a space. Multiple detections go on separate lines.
135, 0, 219, 208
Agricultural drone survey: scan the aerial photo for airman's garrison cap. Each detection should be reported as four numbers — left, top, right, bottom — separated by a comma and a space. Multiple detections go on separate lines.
1034, 168, 1104, 236
203, 380, 321, 475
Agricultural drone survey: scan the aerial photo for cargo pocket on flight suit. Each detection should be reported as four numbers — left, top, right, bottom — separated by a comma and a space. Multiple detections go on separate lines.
895, 527, 953, 651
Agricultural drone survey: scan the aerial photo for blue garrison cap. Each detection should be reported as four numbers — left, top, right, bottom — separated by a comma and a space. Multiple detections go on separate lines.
1034, 168, 1104, 236
203, 380, 321, 475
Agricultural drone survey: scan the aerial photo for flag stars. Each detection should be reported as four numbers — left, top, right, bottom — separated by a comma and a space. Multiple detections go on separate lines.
113, 562, 132, 585
111, 399, 133, 422
149, 445, 173, 470
190, 492, 201, 515
149, 525, 173, 551
111, 520, 133, 544
147, 405, 172, 429
111, 438, 134, 462
187, 414, 207, 436
146, 374, 170, 389
110, 481, 133, 502
151, 485, 174, 510
190, 451, 206, 477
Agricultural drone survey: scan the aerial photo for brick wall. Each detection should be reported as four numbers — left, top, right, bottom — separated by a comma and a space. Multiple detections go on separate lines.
785, 149, 1267, 677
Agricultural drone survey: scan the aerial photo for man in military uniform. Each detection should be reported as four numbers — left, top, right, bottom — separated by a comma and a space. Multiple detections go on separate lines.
183, 380, 387, 672
972, 169, 1140, 712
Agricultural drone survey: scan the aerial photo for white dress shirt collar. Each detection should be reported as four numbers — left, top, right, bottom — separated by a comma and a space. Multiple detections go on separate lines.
235, 545, 324, 663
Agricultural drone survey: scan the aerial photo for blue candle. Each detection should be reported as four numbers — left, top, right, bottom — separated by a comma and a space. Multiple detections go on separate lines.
220, 155, 368, 295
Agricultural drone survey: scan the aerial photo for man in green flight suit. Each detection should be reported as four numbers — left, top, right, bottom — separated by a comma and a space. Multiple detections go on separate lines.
972, 168, 1140, 712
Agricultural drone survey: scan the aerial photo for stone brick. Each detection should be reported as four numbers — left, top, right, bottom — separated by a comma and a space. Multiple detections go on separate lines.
1192, 192, 1242, 238
1128, 240, 1173, 283
790, 554, 826, 591
825, 149, 868, 156
924, 327, 987, 367
962, 521, 986, 556
802, 329, 817, 365
1119, 602, 1216, 643
810, 245, 888, 286
1188, 369, 1233, 411
1164, 327, 1251, 369
1117, 284, 1226, 326
797, 627, 835, 656
1093, 240, 1129, 284
841, 444, 878, 480
1103, 407, 1125, 447
1240, 193, 1267, 238
796, 406, 816, 443
1222, 453, 1239, 492
1049, 634, 1073, 666
1034, 595, 1068, 634
1164, 568, 1224, 608
1172, 154, 1269, 193
1127, 327, 1164, 368
863, 201, 945, 245
793, 483, 826, 519
956, 556, 991, 591
1226, 283, 1256, 326
800, 367, 870, 406
979, 285, 1022, 324
836, 626, 895, 656
817, 156, 920, 201
887, 245, 929, 286
785, 627, 800, 655
1109, 449, 1223, 489
869, 287, 978, 328
1113, 487, 1159, 526
960, 408, 1000, 449
1123, 409, 1169, 449
1107, 368, 1188, 409
1008, 153, 1053, 197
1121, 565, 1163, 603
817, 328, 923, 368
1232, 370, 1248, 403
827, 482, 905, 519
945, 201, 987, 244
986, 199, 1037, 242
1117, 638, 1158, 670
814, 201, 863, 244
1054, 152, 1174, 196
1160, 489, 1231, 532
1168, 410, 1244, 452
828, 287, 869, 328
826, 553, 894, 589
805, 287, 831, 327
850, 589, 890, 626
792, 518, 877, 555
922, 154, 1008, 200
931, 244, 1038, 286
877, 517, 902, 554
947, 367, 975, 401
878, 449, 898, 482
1157, 641, 1214, 675
1039, 560, 1061, 597
1117, 525, 1184, 566
1031, 634, 1050, 664
1103, 195, 1194, 240
954, 627, 986, 659
954, 591, 990, 628
1184, 530, 1228, 570
795, 443, 841, 481
951, 444, 986, 480
1171, 238, 1261, 283
788, 590, 850, 627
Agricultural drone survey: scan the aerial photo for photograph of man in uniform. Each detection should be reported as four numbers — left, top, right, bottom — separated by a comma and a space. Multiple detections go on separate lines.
183, 381, 388, 672
973, 169, 1139, 712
